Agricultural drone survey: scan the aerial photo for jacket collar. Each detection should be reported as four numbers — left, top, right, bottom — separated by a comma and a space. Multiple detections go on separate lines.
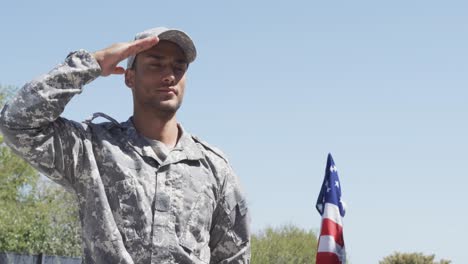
121, 117, 204, 165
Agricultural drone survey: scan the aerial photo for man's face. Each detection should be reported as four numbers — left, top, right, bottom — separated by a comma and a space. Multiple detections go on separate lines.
125, 40, 188, 116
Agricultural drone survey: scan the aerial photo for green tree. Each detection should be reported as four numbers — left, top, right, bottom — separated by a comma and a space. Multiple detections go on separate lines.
251, 225, 318, 264
0, 85, 82, 257
380, 252, 451, 264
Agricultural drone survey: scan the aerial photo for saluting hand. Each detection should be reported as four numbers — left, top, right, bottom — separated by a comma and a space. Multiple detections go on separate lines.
92, 37, 159, 76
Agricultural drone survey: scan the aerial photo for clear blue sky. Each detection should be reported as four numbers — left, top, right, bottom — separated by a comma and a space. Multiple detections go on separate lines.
2, 1, 467, 263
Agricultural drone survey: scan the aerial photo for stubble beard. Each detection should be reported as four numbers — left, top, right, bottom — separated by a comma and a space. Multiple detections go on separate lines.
147, 98, 183, 118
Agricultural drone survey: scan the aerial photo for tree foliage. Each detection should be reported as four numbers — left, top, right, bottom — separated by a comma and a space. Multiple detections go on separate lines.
0, 85, 82, 256
380, 252, 451, 264
251, 225, 318, 264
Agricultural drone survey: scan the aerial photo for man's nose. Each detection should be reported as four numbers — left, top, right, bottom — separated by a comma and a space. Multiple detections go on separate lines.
162, 67, 176, 84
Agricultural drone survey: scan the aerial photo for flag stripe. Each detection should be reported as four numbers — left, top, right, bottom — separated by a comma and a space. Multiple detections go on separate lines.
316, 252, 341, 264
320, 218, 344, 247
317, 235, 344, 254
316, 236, 346, 264
322, 203, 343, 226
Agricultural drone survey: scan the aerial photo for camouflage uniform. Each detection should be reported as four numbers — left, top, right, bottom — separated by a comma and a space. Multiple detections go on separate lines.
0, 50, 250, 264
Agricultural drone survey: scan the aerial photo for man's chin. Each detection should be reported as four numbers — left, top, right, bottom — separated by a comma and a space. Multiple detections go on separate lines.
154, 102, 181, 115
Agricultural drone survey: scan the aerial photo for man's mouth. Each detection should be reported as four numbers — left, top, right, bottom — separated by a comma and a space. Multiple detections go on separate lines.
156, 87, 177, 95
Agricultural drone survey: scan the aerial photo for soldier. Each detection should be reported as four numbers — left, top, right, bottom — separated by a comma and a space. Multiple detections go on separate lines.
0, 27, 250, 264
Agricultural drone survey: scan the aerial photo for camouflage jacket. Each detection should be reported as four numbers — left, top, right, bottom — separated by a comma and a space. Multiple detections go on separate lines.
0, 50, 250, 264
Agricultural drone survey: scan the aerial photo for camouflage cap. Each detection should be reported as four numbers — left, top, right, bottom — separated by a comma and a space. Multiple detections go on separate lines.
127, 27, 197, 69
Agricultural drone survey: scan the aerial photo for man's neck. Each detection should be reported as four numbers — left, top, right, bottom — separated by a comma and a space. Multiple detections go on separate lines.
132, 111, 180, 148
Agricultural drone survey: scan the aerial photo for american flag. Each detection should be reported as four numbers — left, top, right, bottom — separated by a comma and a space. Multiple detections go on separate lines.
316, 153, 346, 264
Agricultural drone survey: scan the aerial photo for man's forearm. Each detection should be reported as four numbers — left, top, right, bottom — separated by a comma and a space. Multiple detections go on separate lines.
0, 50, 100, 130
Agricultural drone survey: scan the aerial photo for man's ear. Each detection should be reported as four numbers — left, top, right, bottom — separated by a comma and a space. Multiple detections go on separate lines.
125, 69, 135, 89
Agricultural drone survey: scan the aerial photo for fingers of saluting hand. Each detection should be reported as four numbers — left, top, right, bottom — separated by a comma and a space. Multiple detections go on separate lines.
111, 66, 126, 75
120, 37, 159, 60
93, 37, 159, 76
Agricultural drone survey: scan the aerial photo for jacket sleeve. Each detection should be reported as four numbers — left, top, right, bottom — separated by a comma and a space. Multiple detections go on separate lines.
209, 165, 251, 264
0, 50, 101, 189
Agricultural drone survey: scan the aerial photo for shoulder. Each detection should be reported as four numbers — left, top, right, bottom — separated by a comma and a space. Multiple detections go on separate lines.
190, 134, 243, 192
191, 134, 230, 164
81, 112, 126, 136
190, 134, 236, 189
190, 134, 248, 219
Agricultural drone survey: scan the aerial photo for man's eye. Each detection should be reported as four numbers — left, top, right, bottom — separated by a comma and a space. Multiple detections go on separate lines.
174, 65, 187, 73
174, 67, 185, 73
